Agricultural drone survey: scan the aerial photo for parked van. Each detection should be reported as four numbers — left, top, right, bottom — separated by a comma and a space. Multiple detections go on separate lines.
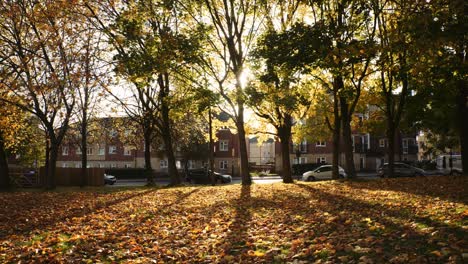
435, 154, 462, 175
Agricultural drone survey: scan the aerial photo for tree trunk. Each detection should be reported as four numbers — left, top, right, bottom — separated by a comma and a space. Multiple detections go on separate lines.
457, 77, 468, 176
143, 129, 154, 185
208, 107, 215, 185
0, 135, 10, 190
80, 119, 87, 188
161, 107, 180, 185
46, 143, 58, 190
331, 76, 342, 179
236, 115, 251, 185
278, 125, 293, 183
386, 122, 396, 178
340, 97, 356, 178
44, 137, 50, 188
163, 130, 180, 185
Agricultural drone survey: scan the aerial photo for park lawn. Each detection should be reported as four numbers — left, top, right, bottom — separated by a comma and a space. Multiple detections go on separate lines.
0, 177, 466, 263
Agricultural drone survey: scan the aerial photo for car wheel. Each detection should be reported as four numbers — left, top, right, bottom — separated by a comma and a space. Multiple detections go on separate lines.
307, 176, 316, 181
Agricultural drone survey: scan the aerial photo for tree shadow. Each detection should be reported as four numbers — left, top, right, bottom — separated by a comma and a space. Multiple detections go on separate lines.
347, 176, 468, 203
295, 183, 467, 260
0, 188, 160, 240
221, 184, 252, 256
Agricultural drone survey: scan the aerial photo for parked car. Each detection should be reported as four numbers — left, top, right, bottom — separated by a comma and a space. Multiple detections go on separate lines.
377, 162, 426, 177
186, 169, 232, 184
302, 165, 347, 181
104, 173, 117, 185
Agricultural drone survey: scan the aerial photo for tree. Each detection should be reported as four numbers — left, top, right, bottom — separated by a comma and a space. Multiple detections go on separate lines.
404, 0, 467, 175
0, 99, 25, 189
246, 0, 311, 183
74, 24, 107, 187
0, 1, 85, 189
373, 0, 431, 177
187, 0, 263, 185
86, 0, 204, 185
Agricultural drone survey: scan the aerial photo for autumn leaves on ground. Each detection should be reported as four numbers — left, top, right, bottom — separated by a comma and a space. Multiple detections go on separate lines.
0, 177, 467, 263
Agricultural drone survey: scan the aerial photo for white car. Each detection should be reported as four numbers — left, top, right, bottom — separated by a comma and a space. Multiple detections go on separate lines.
302, 165, 347, 181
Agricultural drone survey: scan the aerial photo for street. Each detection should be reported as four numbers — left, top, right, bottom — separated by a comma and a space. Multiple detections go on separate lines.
106, 172, 379, 187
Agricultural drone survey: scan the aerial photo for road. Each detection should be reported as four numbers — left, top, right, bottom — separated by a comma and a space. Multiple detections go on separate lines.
107, 172, 379, 187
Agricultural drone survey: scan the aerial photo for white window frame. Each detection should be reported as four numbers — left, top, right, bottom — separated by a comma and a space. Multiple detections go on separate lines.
98, 147, 105, 155
75, 163, 81, 168
379, 139, 387, 148
123, 146, 132, 156
316, 141, 326, 147
62, 163, 68, 168
86, 147, 93, 155
124, 164, 132, 168
402, 139, 409, 154
111, 163, 117, 168
76, 148, 82, 155
219, 140, 229, 151
109, 130, 118, 138
219, 160, 228, 170
62, 146, 69, 156
160, 159, 168, 168
99, 163, 105, 168
299, 140, 307, 152
109, 146, 117, 154
188, 160, 195, 169
316, 157, 326, 164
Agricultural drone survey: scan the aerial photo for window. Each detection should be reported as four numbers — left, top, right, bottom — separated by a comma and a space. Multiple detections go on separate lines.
219, 140, 229, 151
124, 164, 132, 168
99, 163, 105, 168
62, 163, 68, 168
124, 146, 132, 156
109, 146, 117, 154
318, 166, 331, 172
379, 139, 387, 148
98, 147, 105, 155
316, 157, 326, 164
111, 163, 117, 168
62, 146, 69, 156
75, 163, 81, 168
299, 140, 307, 152
293, 157, 307, 164
160, 159, 168, 168
402, 139, 409, 154
86, 147, 93, 155
109, 130, 118, 137
219, 160, 228, 169
316, 141, 326, 147
176, 160, 182, 169
188, 160, 195, 169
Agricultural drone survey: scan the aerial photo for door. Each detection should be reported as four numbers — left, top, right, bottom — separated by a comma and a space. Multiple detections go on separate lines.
316, 166, 332, 179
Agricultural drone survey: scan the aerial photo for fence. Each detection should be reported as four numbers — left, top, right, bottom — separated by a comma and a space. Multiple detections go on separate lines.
9, 168, 39, 188
39, 167, 105, 186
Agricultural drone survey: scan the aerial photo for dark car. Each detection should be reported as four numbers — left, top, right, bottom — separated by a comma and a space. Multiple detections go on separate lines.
186, 169, 232, 184
104, 173, 117, 185
377, 162, 426, 177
